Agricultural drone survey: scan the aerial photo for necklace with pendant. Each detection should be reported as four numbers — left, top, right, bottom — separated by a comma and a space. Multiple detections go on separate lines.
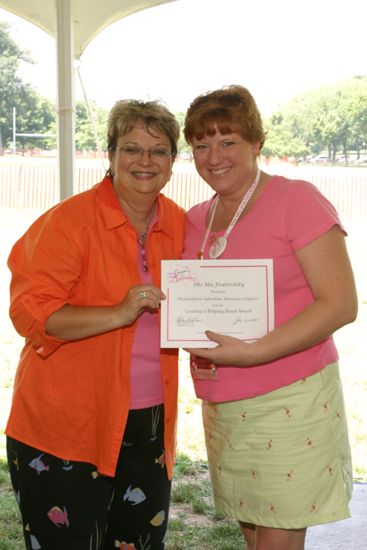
197, 167, 261, 259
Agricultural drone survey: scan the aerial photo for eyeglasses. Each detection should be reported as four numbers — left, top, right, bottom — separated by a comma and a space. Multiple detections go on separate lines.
117, 146, 173, 160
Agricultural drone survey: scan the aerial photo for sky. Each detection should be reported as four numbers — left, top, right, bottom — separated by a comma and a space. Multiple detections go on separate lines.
1, 0, 366, 117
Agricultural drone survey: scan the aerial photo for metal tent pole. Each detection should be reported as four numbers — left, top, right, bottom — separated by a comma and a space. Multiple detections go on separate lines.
55, 0, 76, 200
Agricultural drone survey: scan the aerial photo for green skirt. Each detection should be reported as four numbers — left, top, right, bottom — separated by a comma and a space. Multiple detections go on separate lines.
202, 362, 352, 528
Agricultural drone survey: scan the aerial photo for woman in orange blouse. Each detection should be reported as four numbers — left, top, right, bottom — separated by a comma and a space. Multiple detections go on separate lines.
6, 99, 185, 550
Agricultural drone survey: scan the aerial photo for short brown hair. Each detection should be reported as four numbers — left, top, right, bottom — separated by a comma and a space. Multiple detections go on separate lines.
184, 85, 266, 150
107, 99, 180, 158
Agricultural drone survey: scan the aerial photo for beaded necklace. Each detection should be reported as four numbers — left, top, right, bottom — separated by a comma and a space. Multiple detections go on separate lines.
138, 225, 150, 272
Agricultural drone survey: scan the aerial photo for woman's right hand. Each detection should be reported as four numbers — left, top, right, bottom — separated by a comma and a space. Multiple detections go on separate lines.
116, 284, 166, 326
46, 284, 165, 341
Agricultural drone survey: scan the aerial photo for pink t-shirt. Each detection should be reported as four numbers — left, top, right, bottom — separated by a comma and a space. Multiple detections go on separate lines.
130, 219, 163, 409
182, 176, 345, 402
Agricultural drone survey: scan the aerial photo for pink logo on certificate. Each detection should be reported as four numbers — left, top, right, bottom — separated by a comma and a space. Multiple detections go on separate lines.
167, 266, 196, 283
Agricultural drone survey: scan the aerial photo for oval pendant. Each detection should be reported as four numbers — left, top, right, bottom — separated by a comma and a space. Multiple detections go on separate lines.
209, 236, 227, 259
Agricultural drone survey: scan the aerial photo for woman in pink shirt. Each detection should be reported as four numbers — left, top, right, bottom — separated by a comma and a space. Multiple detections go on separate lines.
182, 85, 357, 550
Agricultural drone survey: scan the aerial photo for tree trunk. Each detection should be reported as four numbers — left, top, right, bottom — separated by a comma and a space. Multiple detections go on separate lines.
343, 141, 348, 165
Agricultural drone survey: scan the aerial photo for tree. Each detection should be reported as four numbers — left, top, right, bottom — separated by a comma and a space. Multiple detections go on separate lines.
0, 21, 31, 150
175, 111, 192, 154
0, 23, 106, 154
14, 93, 56, 153
75, 101, 108, 152
263, 77, 367, 161
341, 76, 367, 159
262, 112, 309, 159
0, 21, 56, 152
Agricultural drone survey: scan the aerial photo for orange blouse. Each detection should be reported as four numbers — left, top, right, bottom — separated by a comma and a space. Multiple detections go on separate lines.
6, 177, 185, 478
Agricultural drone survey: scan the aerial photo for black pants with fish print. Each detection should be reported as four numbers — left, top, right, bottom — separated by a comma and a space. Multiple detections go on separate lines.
7, 404, 171, 550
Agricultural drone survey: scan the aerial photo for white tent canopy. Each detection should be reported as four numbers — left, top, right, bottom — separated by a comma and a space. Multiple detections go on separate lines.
0, 0, 177, 199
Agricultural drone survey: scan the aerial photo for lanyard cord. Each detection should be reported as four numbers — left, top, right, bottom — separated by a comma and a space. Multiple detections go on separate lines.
198, 167, 261, 259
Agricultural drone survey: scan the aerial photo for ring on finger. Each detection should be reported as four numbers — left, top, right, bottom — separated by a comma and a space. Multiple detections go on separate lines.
138, 290, 147, 299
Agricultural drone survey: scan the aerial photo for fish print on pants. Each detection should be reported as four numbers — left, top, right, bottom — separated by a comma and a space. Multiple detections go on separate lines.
150, 510, 165, 526
30, 534, 42, 549
47, 505, 70, 527
123, 485, 146, 506
62, 460, 73, 471
155, 451, 166, 468
114, 541, 136, 549
29, 454, 49, 475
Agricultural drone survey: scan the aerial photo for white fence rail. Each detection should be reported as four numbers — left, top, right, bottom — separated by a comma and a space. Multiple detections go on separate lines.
0, 160, 366, 221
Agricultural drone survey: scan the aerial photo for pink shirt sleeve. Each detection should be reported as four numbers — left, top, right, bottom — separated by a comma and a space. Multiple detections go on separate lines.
284, 179, 346, 251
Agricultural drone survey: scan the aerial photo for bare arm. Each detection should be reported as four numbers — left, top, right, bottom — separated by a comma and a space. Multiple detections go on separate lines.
187, 226, 358, 366
46, 284, 165, 341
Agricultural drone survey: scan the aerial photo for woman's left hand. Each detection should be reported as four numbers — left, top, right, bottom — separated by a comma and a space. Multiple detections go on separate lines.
187, 227, 358, 368
185, 330, 256, 366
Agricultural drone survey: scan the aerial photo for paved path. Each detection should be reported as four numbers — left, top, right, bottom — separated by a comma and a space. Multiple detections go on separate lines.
306, 483, 367, 549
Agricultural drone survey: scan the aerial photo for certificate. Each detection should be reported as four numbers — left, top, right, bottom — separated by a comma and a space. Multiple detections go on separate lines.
161, 259, 274, 348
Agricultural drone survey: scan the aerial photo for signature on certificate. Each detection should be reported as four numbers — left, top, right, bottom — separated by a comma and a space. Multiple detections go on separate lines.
176, 315, 201, 327
232, 316, 259, 326
168, 266, 196, 283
